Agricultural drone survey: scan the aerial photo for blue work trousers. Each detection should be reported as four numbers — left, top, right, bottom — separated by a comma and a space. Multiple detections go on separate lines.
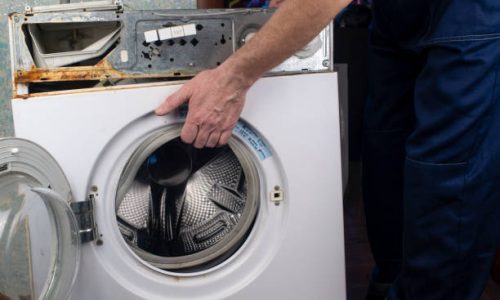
363, 1, 500, 299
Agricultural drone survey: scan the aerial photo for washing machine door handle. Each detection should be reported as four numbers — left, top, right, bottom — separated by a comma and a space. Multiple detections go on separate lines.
0, 137, 80, 300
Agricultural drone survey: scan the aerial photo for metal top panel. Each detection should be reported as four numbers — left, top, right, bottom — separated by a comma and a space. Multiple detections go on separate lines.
9, 8, 333, 97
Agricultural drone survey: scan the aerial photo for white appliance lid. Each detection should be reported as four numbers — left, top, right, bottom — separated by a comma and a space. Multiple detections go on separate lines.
0, 138, 80, 300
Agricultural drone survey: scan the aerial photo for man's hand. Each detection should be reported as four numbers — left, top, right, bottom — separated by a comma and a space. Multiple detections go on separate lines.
156, 0, 348, 149
155, 65, 252, 149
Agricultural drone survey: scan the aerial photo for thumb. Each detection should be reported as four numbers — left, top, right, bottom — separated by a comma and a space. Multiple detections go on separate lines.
155, 87, 191, 116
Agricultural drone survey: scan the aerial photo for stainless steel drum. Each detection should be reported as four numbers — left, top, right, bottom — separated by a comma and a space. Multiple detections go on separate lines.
115, 127, 259, 271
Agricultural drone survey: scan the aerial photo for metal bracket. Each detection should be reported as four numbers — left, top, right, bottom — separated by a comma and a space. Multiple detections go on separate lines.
70, 195, 98, 244
24, 5, 32, 14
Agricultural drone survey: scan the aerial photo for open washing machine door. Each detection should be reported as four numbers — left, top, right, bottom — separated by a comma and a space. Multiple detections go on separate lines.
0, 138, 80, 300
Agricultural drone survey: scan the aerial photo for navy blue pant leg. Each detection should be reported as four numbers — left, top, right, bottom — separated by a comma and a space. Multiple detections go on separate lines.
388, 36, 500, 300
362, 34, 422, 284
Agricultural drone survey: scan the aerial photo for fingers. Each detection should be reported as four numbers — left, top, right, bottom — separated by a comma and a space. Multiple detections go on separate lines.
180, 122, 199, 144
185, 127, 232, 148
155, 86, 190, 116
189, 117, 218, 148
193, 126, 211, 149
186, 110, 236, 148
218, 130, 233, 147
206, 131, 221, 148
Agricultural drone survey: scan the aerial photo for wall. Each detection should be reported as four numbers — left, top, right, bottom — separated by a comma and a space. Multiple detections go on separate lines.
0, 0, 195, 137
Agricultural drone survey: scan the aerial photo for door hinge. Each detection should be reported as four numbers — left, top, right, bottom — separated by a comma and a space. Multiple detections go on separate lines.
70, 195, 99, 244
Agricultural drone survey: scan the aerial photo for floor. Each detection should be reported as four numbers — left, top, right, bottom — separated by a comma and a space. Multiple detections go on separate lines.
343, 162, 500, 300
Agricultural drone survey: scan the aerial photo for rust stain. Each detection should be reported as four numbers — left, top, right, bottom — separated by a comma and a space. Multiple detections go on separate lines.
8, 12, 21, 18
15, 60, 126, 83
15, 94, 30, 100
14, 60, 196, 84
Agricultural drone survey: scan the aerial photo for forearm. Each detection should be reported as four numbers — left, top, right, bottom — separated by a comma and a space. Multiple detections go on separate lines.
222, 0, 351, 86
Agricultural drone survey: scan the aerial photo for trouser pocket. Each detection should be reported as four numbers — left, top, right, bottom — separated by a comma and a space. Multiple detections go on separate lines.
398, 158, 494, 300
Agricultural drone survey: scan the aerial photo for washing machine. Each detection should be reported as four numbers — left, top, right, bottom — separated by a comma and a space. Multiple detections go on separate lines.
1, 2, 345, 300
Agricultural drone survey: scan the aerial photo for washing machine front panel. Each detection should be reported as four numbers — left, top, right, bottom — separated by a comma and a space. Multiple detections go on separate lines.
10, 72, 345, 299
74, 109, 288, 299
0, 138, 80, 300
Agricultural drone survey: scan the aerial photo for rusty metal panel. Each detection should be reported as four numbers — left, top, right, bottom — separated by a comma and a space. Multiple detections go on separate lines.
9, 6, 333, 98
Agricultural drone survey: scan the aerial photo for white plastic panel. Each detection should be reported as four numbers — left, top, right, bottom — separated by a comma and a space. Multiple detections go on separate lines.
11, 72, 345, 299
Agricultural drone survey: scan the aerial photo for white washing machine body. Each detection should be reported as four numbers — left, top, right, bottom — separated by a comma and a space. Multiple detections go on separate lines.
2, 72, 345, 299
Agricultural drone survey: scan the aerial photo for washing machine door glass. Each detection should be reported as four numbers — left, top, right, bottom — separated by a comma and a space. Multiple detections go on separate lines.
0, 138, 80, 300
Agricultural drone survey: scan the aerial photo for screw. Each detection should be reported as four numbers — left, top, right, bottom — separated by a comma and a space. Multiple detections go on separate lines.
322, 60, 330, 67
